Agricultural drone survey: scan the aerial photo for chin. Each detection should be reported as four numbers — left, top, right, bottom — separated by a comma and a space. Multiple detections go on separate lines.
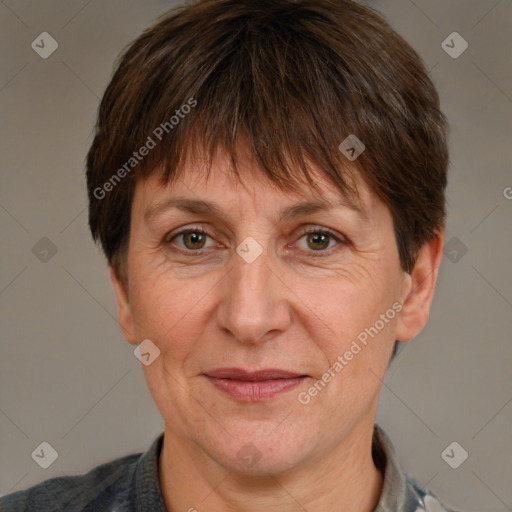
212, 429, 313, 476
228, 450, 304, 477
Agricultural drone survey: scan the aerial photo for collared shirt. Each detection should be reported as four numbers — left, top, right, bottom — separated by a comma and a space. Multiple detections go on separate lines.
0, 424, 460, 511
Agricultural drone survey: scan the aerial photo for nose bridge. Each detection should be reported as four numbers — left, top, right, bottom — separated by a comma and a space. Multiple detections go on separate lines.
217, 245, 289, 344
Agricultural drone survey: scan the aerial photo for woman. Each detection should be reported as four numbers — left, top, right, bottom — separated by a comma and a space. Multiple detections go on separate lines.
1, 0, 459, 510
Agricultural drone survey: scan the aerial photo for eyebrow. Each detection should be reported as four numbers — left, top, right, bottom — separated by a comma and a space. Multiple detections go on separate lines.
144, 196, 368, 224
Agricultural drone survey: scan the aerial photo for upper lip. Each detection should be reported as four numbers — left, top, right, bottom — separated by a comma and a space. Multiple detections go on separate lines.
204, 368, 307, 381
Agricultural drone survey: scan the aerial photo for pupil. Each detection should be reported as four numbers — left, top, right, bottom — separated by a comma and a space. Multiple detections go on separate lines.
187, 232, 204, 248
309, 233, 328, 250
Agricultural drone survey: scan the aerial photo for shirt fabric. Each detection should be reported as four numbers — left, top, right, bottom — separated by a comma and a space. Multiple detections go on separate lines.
0, 424, 459, 511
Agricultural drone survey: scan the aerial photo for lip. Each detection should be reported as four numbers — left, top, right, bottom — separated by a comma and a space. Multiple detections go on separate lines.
204, 368, 309, 402
205, 368, 307, 381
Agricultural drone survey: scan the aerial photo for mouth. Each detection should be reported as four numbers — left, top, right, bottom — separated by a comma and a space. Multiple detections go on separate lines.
203, 368, 310, 402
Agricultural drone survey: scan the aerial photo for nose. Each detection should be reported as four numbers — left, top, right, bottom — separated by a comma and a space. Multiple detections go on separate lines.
216, 246, 292, 345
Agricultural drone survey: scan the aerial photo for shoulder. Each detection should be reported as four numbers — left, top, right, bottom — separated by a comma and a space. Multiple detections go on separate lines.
373, 424, 463, 512
405, 474, 463, 512
0, 451, 141, 512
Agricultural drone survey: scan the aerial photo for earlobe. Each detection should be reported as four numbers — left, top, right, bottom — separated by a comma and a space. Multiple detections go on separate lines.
110, 266, 138, 345
395, 231, 444, 342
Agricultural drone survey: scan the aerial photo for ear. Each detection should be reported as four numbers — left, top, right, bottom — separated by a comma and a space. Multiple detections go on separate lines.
395, 230, 444, 342
110, 266, 138, 345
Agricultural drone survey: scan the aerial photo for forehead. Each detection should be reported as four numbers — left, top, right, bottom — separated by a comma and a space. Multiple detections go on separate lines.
133, 142, 380, 223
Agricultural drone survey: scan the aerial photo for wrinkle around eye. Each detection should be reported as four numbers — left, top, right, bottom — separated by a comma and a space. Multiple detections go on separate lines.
165, 227, 349, 257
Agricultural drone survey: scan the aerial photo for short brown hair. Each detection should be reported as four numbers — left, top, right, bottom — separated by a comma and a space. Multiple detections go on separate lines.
86, 0, 448, 278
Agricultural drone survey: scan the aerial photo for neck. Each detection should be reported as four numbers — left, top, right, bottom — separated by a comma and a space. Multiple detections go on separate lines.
159, 420, 384, 512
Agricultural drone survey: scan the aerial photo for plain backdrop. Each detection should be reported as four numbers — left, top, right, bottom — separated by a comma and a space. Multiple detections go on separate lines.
1, 1, 511, 511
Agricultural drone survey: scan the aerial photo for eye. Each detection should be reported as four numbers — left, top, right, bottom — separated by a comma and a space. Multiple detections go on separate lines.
294, 227, 345, 254
165, 225, 346, 256
166, 227, 217, 253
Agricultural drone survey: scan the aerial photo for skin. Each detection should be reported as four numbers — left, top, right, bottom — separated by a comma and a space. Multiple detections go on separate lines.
111, 139, 444, 512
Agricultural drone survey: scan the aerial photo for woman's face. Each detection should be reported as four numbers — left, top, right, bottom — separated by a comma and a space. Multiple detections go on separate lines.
113, 143, 418, 475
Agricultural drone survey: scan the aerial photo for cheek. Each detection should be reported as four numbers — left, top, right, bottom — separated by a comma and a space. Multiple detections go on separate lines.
309, 273, 390, 349
129, 268, 214, 360
308, 271, 400, 400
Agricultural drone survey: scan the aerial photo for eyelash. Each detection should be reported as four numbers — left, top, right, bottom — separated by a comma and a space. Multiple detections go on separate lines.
165, 226, 346, 257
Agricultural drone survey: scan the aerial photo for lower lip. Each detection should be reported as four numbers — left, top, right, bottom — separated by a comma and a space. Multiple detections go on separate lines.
205, 376, 308, 402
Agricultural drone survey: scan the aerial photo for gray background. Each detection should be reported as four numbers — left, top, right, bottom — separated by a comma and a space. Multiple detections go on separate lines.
1, 1, 511, 510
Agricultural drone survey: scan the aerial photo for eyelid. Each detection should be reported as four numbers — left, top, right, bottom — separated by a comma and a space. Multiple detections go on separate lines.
291, 226, 346, 255
165, 225, 218, 253
165, 224, 347, 255
164, 225, 211, 243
